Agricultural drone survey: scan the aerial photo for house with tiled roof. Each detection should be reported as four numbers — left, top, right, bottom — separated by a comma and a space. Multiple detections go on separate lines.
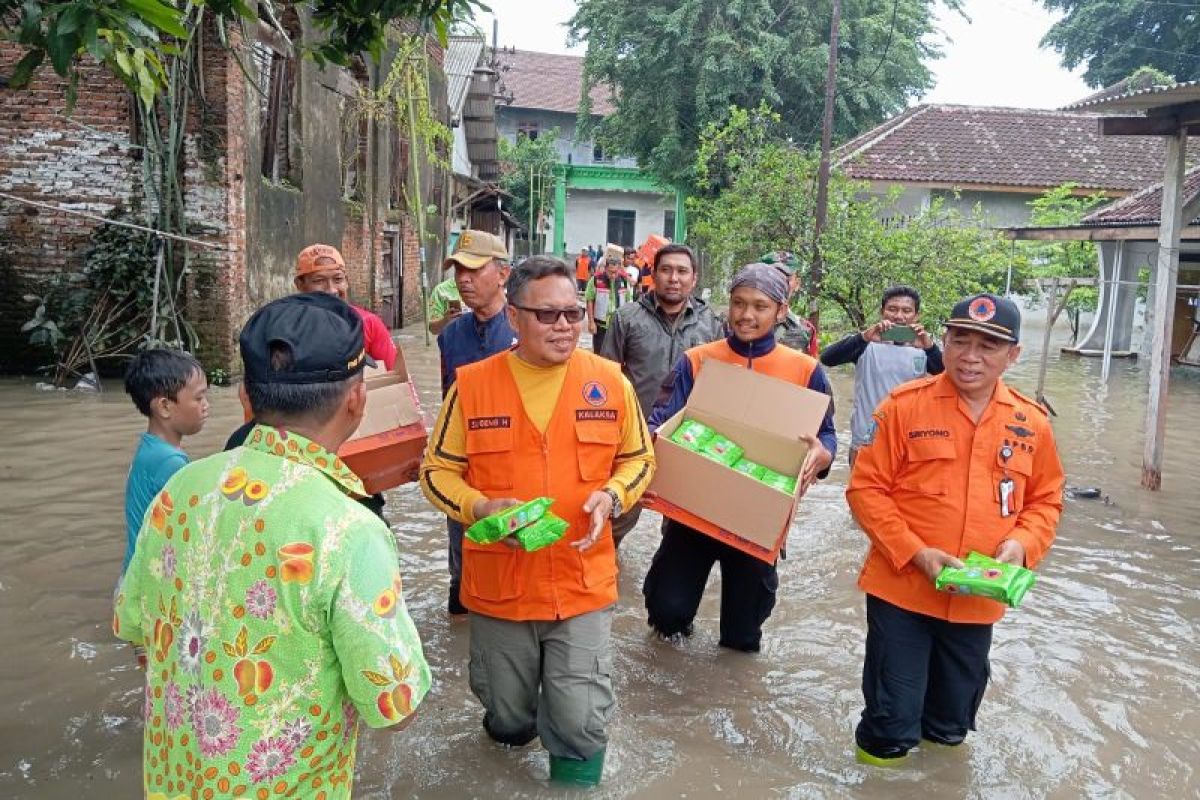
494, 48, 684, 257
836, 103, 1200, 226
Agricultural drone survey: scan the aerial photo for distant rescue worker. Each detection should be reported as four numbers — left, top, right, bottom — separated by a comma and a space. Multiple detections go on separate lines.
643, 263, 837, 652
761, 250, 819, 357
420, 256, 655, 786
599, 243, 723, 545
585, 247, 635, 354
427, 275, 463, 335
436, 230, 517, 615
820, 285, 945, 466
293, 243, 397, 369
575, 247, 593, 291
116, 293, 430, 798
622, 246, 642, 292
846, 292, 1064, 766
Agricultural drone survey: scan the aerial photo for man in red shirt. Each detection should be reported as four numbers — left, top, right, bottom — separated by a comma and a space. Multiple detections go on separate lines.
294, 243, 398, 370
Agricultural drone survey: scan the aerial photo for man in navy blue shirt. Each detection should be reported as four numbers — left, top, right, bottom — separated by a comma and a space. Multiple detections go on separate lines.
436, 230, 517, 614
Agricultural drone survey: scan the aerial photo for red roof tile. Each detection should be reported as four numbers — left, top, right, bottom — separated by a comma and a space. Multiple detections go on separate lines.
1083, 166, 1200, 226
836, 104, 1200, 193
495, 48, 615, 116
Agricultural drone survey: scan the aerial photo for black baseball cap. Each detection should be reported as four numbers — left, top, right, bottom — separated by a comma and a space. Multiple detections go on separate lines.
945, 293, 1021, 343
240, 293, 375, 384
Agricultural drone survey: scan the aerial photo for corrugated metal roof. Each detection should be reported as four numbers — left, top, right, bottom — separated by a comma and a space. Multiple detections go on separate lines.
1062, 80, 1200, 112
445, 36, 486, 117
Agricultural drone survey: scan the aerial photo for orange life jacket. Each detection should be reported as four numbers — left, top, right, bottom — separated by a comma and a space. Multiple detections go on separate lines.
456, 350, 628, 621
685, 338, 818, 387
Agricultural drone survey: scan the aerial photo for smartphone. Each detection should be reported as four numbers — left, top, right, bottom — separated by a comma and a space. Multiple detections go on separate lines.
448, 299, 462, 313
881, 325, 916, 343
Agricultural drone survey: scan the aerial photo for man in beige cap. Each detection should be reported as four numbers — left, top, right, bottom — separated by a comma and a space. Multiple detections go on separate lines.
294, 243, 398, 369
436, 229, 517, 615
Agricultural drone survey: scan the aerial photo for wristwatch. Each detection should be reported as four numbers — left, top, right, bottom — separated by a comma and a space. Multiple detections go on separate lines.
601, 488, 623, 519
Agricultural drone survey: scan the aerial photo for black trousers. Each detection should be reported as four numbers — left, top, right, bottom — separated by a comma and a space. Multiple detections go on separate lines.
592, 324, 608, 354
855, 595, 993, 759
642, 519, 778, 652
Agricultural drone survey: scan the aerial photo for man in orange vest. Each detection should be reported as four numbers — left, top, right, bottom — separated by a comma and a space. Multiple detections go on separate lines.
419, 256, 655, 786
643, 263, 837, 652
575, 247, 592, 291
847, 293, 1064, 766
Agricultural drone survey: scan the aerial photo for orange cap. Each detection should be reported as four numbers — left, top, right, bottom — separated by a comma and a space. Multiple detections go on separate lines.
296, 244, 346, 277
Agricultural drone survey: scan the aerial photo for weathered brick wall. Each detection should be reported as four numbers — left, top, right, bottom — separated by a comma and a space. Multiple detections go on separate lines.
0, 44, 139, 370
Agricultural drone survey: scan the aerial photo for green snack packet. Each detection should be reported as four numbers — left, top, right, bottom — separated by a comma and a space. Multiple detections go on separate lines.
935, 551, 1037, 608
670, 418, 716, 450
465, 496, 554, 545
514, 513, 569, 552
759, 468, 797, 495
698, 434, 744, 466
732, 457, 767, 479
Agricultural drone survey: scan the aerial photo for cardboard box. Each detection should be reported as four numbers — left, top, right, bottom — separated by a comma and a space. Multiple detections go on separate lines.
339, 349, 427, 495
644, 358, 830, 563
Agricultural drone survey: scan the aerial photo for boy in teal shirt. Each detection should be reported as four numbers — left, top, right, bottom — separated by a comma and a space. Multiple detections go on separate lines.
122, 349, 210, 574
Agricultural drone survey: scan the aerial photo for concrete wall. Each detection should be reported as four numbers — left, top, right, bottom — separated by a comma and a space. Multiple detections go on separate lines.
864, 181, 1045, 227
496, 107, 636, 168
562, 188, 676, 253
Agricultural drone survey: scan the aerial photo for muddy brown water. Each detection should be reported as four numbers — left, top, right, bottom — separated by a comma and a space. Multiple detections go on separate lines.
1, 322, 1199, 799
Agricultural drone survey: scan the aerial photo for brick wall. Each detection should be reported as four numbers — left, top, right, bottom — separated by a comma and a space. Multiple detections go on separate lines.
0, 44, 140, 369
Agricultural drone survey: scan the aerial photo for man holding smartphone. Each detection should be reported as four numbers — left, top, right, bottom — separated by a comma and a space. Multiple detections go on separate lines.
820, 286, 944, 466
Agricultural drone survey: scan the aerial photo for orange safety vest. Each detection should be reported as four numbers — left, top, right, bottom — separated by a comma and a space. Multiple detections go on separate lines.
576, 255, 591, 281
685, 338, 818, 387
456, 350, 628, 621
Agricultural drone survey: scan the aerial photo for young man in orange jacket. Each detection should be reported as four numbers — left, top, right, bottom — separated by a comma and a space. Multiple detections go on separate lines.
420, 256, 655, 786
846, 293, 1064, 765
643, 263, 837, 652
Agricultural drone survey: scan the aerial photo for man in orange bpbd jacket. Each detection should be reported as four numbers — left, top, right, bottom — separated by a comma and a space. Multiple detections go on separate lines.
846, 292, 1064, 766
419, 256, 655, 787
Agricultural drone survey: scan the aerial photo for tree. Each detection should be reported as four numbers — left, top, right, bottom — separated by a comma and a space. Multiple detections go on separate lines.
497, 130, 561, 255
569, 0, 956, 187
690, 106, 1010, 333
1, 0, 482, 105
1041, 0, 1200, 87
1021, 183, 1108, 343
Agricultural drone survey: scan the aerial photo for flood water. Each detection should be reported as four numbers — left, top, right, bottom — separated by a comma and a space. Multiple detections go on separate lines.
2, 319, 1199, 799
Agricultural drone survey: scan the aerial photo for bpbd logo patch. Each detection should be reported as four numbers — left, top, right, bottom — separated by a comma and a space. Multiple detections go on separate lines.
583, 381, 608, 407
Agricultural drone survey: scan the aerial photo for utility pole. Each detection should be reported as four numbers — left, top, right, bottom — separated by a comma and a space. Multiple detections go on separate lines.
810, 0, 841, 327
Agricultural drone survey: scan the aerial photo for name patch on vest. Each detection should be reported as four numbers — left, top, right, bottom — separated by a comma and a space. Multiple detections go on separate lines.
576, 409, 618, 422
467, 416, 511, 430
907, 428, 950, 440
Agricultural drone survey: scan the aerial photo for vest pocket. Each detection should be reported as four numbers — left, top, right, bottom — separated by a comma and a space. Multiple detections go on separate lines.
899, 438, 955, 495
578, 537, 618, 589
464, 546, 525, 602
575, 422, 621, 482
465, 428, 515, 490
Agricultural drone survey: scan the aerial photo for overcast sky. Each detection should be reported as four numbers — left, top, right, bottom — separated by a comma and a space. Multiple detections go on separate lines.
470, 0, 1093, 110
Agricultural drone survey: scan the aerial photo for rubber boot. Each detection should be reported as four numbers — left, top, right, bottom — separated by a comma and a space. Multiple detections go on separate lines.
855, 744, 908, 767
549, 749, 605, 786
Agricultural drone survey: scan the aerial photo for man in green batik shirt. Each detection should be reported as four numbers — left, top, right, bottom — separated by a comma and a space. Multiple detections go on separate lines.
114, 292, 430, 800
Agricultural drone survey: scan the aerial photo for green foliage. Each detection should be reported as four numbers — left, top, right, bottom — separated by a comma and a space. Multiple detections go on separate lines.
3, 0, 484, 106
569, 0, 955, 186
1041, 1, 1200, 87
1020, 183, 1108, 341
690, 106, 1010, 333
20, 211, 172, 383
497, 129, 560, 248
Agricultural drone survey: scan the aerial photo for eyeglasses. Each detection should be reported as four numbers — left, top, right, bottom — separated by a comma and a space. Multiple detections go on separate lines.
512, 304, 586, 324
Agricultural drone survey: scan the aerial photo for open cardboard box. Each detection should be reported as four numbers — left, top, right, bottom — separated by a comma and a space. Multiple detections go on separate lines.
644, 358, 830, 563
339, 347, 427, 494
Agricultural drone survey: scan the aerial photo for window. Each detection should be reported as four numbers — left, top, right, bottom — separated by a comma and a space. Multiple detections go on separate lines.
663, 210, 676, 239
593, 143, 607, 163
255, 15, 299, 183
517, 122, 539, 141
607, 210, 636, 248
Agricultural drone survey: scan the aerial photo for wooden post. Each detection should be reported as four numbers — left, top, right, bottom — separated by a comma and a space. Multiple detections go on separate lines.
1101, 241, 1124, 382
1141, 130, 1188, 490
809, 0, 841, 327
1034, 278, 1076, 414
